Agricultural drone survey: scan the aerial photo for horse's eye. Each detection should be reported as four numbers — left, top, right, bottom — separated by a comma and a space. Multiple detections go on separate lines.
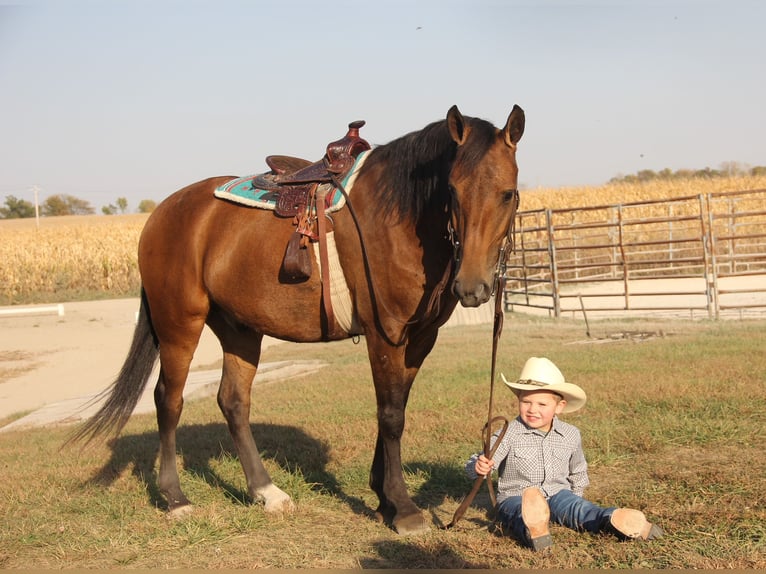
503, 190, 515, 203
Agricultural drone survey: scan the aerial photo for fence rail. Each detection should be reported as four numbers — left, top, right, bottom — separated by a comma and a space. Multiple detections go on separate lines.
504, 188, 766, 319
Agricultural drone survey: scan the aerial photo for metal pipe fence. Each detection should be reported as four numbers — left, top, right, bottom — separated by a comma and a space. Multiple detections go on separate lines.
504, 188, 766, 319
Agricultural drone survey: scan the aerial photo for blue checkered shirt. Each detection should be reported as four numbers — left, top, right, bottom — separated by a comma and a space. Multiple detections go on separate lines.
465, 415, 589, 504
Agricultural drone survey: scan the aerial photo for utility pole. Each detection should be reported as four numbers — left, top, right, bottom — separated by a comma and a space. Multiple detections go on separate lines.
31, 185, 40, 230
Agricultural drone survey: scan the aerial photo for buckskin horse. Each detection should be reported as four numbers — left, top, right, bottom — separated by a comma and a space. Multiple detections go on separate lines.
72, 104, 525, 535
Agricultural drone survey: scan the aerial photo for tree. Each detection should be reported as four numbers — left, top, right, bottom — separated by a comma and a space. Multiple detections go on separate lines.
658, 168, 673, 179
42, 194, 95, 216
116, 197, 128, 213
636, 169, 658, 182
138, 199, 157, 213
0, 195, 36, 219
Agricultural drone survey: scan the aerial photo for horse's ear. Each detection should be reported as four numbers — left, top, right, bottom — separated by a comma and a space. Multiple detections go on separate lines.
447, 105, 469, 145
503, 104, 525, 147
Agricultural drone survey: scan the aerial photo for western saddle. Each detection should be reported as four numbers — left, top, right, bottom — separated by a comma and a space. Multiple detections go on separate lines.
251, 120, 370, 219
255, 120, 370, 338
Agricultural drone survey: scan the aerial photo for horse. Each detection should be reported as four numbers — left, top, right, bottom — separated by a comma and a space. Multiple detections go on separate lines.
72, 104, 525, 535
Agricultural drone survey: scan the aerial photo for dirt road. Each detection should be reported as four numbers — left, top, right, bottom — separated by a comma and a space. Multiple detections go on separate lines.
0, 297, 492, 432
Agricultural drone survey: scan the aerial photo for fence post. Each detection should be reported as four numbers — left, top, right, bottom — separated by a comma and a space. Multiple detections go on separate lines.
617, 204, 630, 309
610, 206, 618, 279
668, 204, 674, 265
546, 208, 560, 317
519, 214, 530, 308
703, 193, 719, 319
727, 196, 736, 273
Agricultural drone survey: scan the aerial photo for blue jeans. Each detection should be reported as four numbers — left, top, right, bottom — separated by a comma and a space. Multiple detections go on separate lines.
496, 489, 616, 545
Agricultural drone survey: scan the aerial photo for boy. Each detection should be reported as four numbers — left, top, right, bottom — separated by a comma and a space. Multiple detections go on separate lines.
465, 356, 663, 550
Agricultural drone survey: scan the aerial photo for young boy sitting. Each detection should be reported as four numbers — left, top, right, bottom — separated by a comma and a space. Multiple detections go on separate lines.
465, 356, 663, 550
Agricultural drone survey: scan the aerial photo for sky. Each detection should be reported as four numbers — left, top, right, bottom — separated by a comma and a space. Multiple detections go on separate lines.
1, 0, 764, 212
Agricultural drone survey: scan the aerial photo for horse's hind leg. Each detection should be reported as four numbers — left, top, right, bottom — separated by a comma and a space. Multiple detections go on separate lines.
215, 329, 294, 513
153, 332, 203, 515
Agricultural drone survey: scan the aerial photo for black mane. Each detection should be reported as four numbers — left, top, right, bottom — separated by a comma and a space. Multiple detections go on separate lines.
365, 115, 498, 222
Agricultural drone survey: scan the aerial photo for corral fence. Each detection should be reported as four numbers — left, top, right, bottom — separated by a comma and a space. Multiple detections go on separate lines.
504, 188, 766, 320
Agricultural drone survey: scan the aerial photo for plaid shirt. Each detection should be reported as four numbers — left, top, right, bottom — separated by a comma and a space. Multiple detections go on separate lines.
465, 415, 589, 503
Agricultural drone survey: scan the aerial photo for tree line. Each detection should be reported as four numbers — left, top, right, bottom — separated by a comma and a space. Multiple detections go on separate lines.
609, 162, 766, 184
0, 194, 157, 219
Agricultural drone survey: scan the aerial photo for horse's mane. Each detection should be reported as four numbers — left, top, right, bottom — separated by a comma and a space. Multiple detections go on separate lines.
365, 115, 498, 222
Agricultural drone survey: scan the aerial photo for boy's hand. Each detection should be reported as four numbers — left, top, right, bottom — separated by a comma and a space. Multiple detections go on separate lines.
475, 454, 495, 477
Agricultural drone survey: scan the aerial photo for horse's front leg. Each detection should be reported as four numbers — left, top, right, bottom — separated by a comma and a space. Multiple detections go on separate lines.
367, 335, 436, 535
370, 404, 427, 535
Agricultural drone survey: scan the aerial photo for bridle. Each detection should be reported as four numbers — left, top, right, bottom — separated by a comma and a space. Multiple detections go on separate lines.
447, 188, 519, 296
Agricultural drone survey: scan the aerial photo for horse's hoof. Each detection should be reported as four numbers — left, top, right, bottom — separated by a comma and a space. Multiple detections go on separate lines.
257, 483, 295, 514
167, 504, 194, 520
264, 496, 295, 514
393, 512, 430, 535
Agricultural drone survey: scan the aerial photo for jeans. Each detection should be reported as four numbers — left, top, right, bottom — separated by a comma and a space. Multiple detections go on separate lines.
496, 489, 616, 545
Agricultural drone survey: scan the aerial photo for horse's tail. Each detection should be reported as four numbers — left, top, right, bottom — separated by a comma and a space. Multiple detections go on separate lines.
67, 288, 159, 446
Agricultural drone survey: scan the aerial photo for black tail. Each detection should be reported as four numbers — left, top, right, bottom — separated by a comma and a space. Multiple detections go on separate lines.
67, 289, 159, 445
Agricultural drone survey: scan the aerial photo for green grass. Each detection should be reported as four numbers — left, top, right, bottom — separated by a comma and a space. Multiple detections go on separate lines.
1, 314, 765, 568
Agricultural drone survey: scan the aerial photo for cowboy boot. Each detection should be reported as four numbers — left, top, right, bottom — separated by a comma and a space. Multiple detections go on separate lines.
521, 487, 553, 550
608, 508, 664, 540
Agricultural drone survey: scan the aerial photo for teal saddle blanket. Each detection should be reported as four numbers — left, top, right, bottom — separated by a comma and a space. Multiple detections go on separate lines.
214, 150, 370, 213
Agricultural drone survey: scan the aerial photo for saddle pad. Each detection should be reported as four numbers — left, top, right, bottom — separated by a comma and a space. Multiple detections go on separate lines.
214, 149, 370, 212
312, 231, 360, 335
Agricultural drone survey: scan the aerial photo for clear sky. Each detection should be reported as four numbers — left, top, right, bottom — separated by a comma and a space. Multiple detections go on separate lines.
1, 0, 764, 212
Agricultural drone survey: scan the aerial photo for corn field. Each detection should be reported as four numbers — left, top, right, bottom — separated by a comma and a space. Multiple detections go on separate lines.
2, 176, 765, 306
0, 214, 147, 305
520, 174, 766, 215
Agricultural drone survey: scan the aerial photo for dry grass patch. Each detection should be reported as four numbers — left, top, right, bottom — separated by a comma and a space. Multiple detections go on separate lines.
0, 350, 40, 384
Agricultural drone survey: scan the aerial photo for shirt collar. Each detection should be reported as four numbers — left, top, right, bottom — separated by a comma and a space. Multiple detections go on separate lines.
515, 415, 564, 436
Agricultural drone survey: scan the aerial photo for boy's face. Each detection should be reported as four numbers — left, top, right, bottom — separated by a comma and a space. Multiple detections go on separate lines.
517, 389, 567, 432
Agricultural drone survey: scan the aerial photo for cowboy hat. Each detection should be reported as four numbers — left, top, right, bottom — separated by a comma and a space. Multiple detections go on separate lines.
501, 357, 587, 413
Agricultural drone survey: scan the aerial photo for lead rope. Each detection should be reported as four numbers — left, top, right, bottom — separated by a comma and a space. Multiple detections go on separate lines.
444, 275, 510, 528
444, 189, 519, 530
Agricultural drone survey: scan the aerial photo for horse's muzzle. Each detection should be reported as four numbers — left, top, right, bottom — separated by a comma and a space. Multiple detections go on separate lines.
452, 279, 491, 308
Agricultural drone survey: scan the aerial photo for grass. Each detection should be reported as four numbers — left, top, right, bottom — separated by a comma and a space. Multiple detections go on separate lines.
1, 314, 764, 568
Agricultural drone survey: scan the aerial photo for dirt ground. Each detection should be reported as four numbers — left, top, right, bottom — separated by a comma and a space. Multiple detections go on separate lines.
0, 298, 495, 432
0, 299, 227, 429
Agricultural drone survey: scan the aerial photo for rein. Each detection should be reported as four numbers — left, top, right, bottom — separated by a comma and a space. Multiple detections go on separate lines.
330, 173, 451, 348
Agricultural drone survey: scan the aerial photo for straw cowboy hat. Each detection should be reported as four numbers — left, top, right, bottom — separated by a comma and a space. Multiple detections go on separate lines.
501, 357, 587, 413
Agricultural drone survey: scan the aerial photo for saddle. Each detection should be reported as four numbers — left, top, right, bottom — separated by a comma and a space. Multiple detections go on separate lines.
259, 120, 370, 339
252, 120, 370, 218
